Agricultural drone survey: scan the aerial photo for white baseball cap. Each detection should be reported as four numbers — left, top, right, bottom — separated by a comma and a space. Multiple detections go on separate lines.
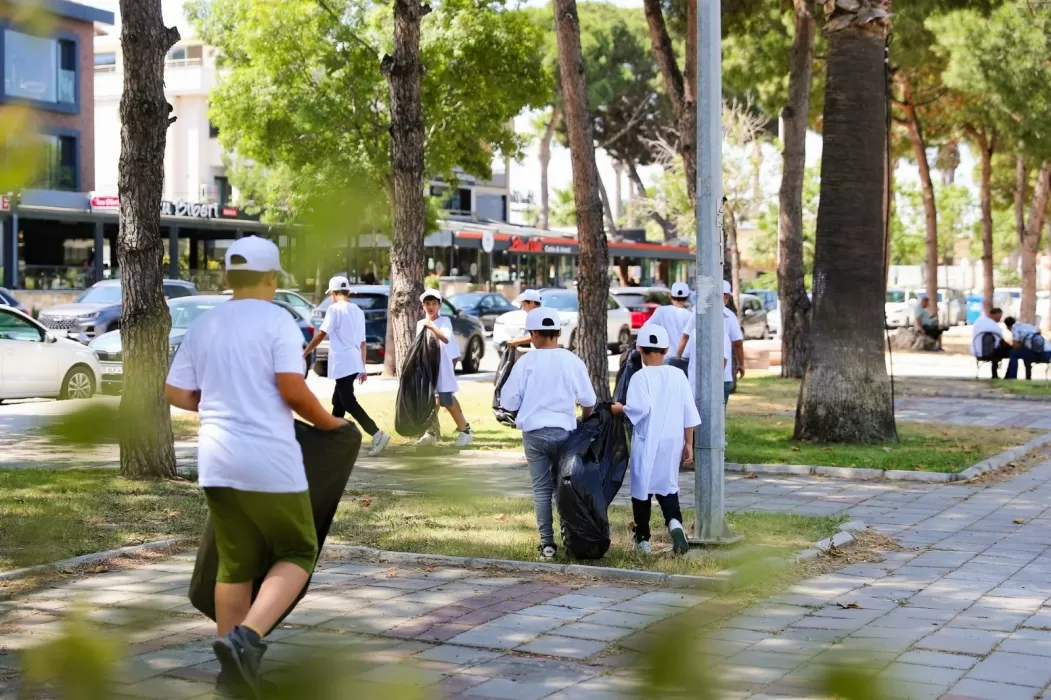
420, 289, 442, 302
516, 289, 542, 305
225, 236, 284, 273
525, 307, 561, 331
723, 280, 732, 295
671, 282, 690, 299
637, 323, 670, 350
327, 276, 350, 293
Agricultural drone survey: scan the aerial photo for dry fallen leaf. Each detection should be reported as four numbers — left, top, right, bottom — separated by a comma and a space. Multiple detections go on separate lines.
87, 566, 109, 575
385, 567, 399, 578
743, 473, 758, 480
359, 496, 373, 508
1014, 518, 1026, 524
494, 513, 508, 521
836, 601, 862, 609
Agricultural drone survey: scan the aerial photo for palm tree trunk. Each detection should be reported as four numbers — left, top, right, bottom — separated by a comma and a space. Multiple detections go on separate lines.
538, 105, 561, 231
117, 0, 178, 479
777, 0, 814, 379
1020, 162, 1051, 324
900, 77, 939, 322
796, 20, 897, 444
553, 0, 610, 400
381, 0, 430, 376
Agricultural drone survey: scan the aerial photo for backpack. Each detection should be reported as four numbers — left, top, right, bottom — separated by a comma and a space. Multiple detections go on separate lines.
1024, 332, 1047, 354
978, 332, 998, 359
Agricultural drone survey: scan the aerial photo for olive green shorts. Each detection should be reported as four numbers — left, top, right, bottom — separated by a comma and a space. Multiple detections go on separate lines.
203, 487, 318, 584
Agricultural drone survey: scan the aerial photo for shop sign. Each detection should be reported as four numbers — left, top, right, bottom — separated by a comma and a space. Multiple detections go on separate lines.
543, 244, 574, 254
91, 196, 240, 219
0, 194, 9, 212
90, 195, 120, 209
509, 236, 543, 253
481, 230, 495, 254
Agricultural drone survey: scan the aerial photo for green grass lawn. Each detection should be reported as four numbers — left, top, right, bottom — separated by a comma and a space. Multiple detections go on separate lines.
331, 492, 844, 579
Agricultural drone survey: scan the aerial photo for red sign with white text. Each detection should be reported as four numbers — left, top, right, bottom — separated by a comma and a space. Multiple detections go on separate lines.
90, 195, 120, 209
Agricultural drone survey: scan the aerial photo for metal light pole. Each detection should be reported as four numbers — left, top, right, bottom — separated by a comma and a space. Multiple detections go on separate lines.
692, 0, 738, 545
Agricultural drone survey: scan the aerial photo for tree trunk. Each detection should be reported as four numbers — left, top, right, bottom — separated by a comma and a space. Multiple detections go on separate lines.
969, 129, 995, 313
538, 105, 561, 231
553, 0, 610, 400
795, 22, 897, 445
727, 207, 742, 318
117, 0, 179, 479
1020, 162, 1051, 324
642, 0, 696, 205
381, 0, 430, 376
613, 161, 624, 223
900, 77, 939, 321
777, 0, 814, 379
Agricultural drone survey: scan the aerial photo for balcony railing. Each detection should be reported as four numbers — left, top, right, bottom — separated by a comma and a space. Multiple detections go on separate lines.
166, 58, 203, 68
94, 64, 117, 73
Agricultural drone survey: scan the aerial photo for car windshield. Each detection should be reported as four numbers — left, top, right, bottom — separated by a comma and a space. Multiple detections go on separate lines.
77, 285, 121, 304
169, 300, 221, 328
886, 291, 906, 303
613, 293, 647, 309
449, 293, 486, 307
543, 292, 579, 312
347, 294, 388, 310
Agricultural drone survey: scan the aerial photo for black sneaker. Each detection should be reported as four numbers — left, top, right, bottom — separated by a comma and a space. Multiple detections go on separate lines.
212, 626, 266, 700
669, 519, 690, 556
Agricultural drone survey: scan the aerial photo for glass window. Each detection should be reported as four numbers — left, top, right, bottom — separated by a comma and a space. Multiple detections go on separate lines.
346, 293, 387, 310
0, 310, 43, 342
164, 284, 191, 299
169, 300, 220, 328
167, 47, 187, 61
4, 30, 78, 105
95, 52, 116, 67
608, 296, 619, 310
886, 291, 905, 303
77, 285, 121, 304
38, 133, 77, 190
491, 295, 513, 311
542, 292, 579, 312
440, 301, 455, 318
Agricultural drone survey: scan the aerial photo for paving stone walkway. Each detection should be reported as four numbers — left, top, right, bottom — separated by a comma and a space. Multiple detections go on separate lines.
894, 396, 1051, 430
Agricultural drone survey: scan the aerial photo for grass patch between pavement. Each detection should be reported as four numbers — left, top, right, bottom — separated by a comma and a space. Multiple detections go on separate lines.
330, 491, 844, 580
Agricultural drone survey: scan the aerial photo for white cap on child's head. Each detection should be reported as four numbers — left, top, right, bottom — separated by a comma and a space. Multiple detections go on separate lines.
516, 289, 543, 306
327, 276, 351, 293
722, 280, 732, 295
525, 307, 561, 331
420, 289, 442, 303
671, 282, 690, 299
225, 236, 284, 273
637, 323, 670, 350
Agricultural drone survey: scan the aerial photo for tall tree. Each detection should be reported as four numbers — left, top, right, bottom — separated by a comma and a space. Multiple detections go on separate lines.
796, 0, 898, 444
537, 105, 561, 230
553, 0, 610, 399
777, 0, 815, 378
117, 0, 179, 478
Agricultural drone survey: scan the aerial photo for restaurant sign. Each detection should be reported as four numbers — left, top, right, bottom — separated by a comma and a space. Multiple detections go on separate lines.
508, 236, 576, 255
90, 196, 240, 219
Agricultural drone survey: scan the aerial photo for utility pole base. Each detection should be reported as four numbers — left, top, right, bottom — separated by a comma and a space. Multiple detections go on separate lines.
688, 518, 742, 547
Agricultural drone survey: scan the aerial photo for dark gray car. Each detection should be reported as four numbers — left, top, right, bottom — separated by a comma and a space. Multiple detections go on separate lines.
447, 292, 515, 332
311, 285, 486, 376
37, 279, 197, 343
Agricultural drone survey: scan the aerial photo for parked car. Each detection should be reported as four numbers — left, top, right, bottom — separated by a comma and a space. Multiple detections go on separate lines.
447, 292, 516, 332
0, 288, 27, 315
609, 287, 671, 334
223, 289, 315, 323
90, 295, 314, 393
885, 288, 920, 328
994, 287, 1021, 318
747, 288, 780, 335
739, 293, 772, 339
0, 306, 100, 400
38, 279, 197, 343
310, 286, 486, 377
492, 288, 633, 353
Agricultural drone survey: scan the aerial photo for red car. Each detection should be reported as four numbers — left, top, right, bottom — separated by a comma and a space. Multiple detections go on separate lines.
610, 287, 673, 331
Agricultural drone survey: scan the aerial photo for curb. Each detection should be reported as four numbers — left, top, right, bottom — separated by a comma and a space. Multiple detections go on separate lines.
898, 390, 1051, 403
0, 539, 184, 583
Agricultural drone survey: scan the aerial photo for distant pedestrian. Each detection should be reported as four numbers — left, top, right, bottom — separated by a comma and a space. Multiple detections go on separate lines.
362, 268, 377, 285
506, 289, 543, 349
677, 280, 741, 405
415, 290, 473, 447
647, 282, 691, 359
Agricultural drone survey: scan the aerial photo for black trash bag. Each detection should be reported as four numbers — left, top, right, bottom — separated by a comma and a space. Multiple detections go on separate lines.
395, 331, 441, 437
188, 421, 362, 632
612, 348, 642, 404
556, 405, 629, 560
492, 345, 520, 427
667, 356, 689, 375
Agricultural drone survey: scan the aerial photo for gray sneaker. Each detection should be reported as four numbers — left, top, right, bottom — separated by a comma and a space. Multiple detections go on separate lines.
212, 626, 266, 700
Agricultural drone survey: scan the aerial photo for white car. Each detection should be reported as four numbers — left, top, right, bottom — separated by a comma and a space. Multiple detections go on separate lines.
492, 288, 633, 353
885, 288, 919, 328
0, 306, 100, 400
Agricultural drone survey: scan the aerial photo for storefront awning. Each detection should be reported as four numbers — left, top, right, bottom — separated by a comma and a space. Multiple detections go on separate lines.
454, 231, 694, 261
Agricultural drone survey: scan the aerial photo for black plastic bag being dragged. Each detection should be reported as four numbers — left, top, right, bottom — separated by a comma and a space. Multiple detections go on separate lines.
613, 348, 642, 404
492, 345, 520, 427
188, 421, 362, 632
395, 330, 441, 437
556, 405, 629, 560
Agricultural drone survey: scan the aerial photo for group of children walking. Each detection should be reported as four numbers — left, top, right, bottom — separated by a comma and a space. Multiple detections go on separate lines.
166, 237, 704, 697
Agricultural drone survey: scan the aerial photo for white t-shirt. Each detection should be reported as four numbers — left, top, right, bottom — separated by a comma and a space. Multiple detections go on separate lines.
971, 315, 1004, 357
321, 299, 367, 380
623, 365, 702, 499
648, 305, 692, 358
682, 313, 735, 392
416, 315, 460, 394
166, 299, 307, 493
499, 348, 597, 432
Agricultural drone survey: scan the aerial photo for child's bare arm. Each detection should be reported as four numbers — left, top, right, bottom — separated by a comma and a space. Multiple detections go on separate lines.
165, 385, 200, 412
683, 426, 695, 465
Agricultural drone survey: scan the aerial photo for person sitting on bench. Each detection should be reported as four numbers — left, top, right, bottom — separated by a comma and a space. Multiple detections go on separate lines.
1004, 316, 1051, 380
914, 297, 943, 350
971, 307, 1011, 378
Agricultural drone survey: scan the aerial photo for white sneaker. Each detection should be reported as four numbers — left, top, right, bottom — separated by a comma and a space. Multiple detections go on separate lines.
416, 433, 438, 447
635, 540, 652, 554
368, 431, 391, 457
455, 431, 473, 448
538, 544, 557, 560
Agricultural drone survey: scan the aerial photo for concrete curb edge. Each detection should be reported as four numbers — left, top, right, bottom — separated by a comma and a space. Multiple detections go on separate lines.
0, 538, 185, 582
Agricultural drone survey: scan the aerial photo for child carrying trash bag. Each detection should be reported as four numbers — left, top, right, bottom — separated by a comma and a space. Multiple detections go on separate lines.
613, 323, 700, 556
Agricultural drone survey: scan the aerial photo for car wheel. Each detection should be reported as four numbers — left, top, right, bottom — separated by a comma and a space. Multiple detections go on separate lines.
59, 365, 94, 400
313, 360, 328, 378
462, 336, 483, 374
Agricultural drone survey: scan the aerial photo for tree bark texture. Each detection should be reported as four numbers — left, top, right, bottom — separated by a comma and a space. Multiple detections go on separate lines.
598, 174, 617, 234
727, 207, 742, 319
969, 129, 995, 313
796, 24, 898, 445
117, 0, 178, 479
538, 105, 561, 231
900, 78, 939, 321
553, 0, 611, 401
382, 0, 430, 376
1019, 162, 1051, 324
642, 0, 696, 205
777, 0, 815, 379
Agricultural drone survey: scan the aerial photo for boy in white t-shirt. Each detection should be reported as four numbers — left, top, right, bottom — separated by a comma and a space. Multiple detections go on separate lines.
165, 236, 346, 698
303, 276, 390, 457
416, 289, 473, 448
499, 307, 597, 559
647, 282, 692, 359
613, 324, 701, 556
506, 289, 543, 348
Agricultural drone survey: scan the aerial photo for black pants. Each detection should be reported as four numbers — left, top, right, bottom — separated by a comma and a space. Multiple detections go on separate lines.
980, 343, 1012, 378
632, 493, 683, 543
331, 374, 378, 436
